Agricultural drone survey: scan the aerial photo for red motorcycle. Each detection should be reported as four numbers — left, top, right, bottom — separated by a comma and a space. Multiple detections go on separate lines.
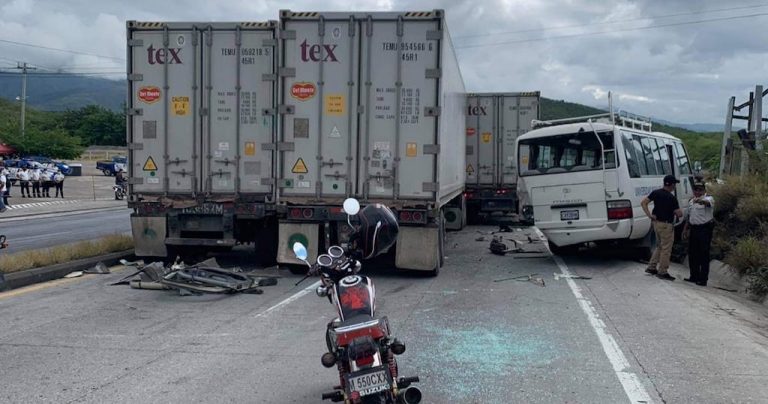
293, 199, 421, 404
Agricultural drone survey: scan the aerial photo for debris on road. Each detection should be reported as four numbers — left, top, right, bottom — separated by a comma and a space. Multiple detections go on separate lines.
554, 273, 592, 281
494, 273, 546, 287
83, 262, 110, 274
113, 258, 278, 296
64, 271, 84, 278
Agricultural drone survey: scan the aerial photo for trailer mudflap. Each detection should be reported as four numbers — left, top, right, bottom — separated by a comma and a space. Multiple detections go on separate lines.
277, 222, 320, 265
131, 215, 167, 257
396, 226, 439, 271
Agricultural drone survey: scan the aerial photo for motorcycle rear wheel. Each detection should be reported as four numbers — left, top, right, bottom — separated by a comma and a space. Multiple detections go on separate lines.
361, 392, 389, 404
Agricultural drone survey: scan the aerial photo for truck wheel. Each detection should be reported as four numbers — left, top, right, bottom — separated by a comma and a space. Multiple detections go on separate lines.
103, 169, 111, 176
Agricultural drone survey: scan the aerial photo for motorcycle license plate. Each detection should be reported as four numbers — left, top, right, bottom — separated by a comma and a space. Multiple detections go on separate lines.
347, 368, 390, 397
560, 210, 579, 220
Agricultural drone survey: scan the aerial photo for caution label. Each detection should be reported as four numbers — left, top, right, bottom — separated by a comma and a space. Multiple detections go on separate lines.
482, 132, 492, 143
325, 94, 345, 116
143, 156, 158, 171
172, 96, 189, 116
406, 142, 417, 157
244, 141, 256, 156
291, 158, 308, 174
466, 164, 475, 174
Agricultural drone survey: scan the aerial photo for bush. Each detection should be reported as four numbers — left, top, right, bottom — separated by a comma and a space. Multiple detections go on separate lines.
736, 194, 768, 222
724, 237, 768, 276
0, 234, 133, 274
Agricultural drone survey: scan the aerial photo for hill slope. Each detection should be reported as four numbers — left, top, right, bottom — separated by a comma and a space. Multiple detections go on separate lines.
0, 75, 124, 112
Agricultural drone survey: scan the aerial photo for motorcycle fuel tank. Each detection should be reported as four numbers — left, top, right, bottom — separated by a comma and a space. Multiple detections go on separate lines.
332, 275, 375, 321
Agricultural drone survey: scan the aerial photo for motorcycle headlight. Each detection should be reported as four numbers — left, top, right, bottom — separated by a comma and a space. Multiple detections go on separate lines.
315, 286, 329, 297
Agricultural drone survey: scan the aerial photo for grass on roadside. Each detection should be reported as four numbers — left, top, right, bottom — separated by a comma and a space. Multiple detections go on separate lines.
0, 234, 133, 274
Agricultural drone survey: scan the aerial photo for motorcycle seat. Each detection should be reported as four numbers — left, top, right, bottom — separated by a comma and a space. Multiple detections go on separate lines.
335, 314, 375, 329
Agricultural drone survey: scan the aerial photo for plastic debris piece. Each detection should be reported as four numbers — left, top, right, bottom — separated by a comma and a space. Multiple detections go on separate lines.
84, 262, 110, 274
64, 271, 84, 278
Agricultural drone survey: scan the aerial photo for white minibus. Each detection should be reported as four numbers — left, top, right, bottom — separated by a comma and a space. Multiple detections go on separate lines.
516, 113, 694, 253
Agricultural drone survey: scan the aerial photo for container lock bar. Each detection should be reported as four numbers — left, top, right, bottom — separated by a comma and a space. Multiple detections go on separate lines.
424, 107, 441, 117
423, 144, 440, 155
422, 182, 439, 192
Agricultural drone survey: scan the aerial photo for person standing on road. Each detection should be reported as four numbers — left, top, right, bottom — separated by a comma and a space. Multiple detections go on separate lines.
41, 169, 52, 197
54, 170, 65, 198
1, 166, 10, 207
18, 166, 30, 198
0, 168, 7, 213
683, 181, 715, 286
30, 166, 41, 198
641, 175, 683, 281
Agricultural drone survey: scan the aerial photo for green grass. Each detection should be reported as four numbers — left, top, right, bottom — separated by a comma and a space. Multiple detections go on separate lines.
0, 234, 133, 274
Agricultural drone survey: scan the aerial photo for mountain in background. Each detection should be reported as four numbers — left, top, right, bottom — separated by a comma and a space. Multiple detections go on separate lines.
0, 75, 124, 111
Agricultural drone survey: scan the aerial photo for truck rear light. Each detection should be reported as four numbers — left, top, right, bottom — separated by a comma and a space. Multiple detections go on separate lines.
399, 211, 412, 222
464, 191, 475, 199
355, 355, 374, 367
607, 200, 633, 220
290, 208, 302, 219
495, 189, 510, 195
412, 212, 423, 222
302, 208, 314, 219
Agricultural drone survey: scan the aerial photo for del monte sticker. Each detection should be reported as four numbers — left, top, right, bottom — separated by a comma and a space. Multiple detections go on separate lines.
291, 82, 316, 101
138, 86, 161, 104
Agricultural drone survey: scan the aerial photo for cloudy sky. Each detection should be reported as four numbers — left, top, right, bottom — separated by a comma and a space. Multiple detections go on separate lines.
1, 0, 767, 124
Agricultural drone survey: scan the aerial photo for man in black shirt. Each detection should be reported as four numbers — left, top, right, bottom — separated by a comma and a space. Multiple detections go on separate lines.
641, 175, 683, 281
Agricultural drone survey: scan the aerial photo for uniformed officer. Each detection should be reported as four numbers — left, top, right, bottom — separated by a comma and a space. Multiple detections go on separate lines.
683, 181, 714, 286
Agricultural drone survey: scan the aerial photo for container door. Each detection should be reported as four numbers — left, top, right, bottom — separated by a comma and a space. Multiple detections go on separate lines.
466, 95, 495, 187
498, 94, 539, 187
203, 25, 276, 196
128, 25, 201, 194
359, 18, 440, 200
279, 17, 359, 199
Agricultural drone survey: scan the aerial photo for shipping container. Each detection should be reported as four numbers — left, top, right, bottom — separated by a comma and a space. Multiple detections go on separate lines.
275, 10, 466, 274
464, 92, 539, 218
126, 21, 279, 260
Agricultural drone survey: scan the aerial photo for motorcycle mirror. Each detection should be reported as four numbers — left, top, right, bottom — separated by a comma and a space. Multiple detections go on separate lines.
292, 242, 309, 262
342, 198, 360, 215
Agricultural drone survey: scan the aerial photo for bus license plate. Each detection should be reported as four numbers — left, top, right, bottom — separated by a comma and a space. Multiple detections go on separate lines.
347, 369, 390, 397
560, 210, 579, 220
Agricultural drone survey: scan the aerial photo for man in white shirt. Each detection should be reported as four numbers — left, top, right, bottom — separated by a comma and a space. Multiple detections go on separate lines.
0, 168, 7, 212
683, 181, 715, 286
18, 166, 30, 198
30, 167, 41, 198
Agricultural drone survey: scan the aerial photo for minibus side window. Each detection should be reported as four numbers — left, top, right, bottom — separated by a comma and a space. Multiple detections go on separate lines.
631, 135, 650, 175
640, 137, 659, 175
622, 132, 641, 178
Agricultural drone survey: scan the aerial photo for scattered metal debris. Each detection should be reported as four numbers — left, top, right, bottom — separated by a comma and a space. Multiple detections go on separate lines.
83, 262, 110, 274
554, 273, 592, 281
113, 258, 278, 296
713, 286, 738, 293
64, 271, 84, 278
494, 273, 546, 287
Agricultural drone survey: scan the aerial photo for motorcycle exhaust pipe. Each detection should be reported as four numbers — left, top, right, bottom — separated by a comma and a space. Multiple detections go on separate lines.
397, 386, 422, 404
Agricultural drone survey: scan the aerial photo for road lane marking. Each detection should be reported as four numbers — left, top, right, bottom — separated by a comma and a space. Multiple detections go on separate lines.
254, 280, 321, 318
552, 254, 653, 404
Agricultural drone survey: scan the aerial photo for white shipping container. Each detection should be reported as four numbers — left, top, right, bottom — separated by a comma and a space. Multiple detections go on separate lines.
126, 21, 277, 198
465, 92, 540, 189
277, 10, 466, 207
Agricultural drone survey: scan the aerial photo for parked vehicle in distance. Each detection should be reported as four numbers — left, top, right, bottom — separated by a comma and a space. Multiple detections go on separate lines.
464, 92, 539, 222
96, 156, 128, 176
516, 111, 694, 254
18, 156, 72, 175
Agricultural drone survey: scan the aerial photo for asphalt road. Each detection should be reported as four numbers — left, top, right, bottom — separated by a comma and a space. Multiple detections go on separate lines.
0, 208, 131, 252
1, 225, 767, 403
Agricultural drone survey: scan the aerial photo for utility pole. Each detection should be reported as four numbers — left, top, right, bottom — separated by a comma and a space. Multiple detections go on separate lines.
14, 62, 36, 140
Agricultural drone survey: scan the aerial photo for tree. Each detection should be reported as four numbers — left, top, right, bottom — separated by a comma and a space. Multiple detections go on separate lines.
61, 105, 125, 146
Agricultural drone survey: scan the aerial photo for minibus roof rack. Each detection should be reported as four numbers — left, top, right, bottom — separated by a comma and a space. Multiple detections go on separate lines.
531, 110, 653, 132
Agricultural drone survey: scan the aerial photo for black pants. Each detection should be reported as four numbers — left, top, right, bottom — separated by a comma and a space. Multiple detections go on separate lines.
688, 222, 714, 284
32, 181, 40, 197
19, 180, 30, 197
42, 181, 52, 197
55, 182, 64, 198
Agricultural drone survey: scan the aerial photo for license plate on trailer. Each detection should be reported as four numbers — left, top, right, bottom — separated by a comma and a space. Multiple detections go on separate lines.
347, 368, 390, 397
560, 210, 579, 220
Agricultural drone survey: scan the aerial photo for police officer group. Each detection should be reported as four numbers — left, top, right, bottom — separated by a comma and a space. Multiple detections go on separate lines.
0, 164, 66, 213
642, 175, 714, 286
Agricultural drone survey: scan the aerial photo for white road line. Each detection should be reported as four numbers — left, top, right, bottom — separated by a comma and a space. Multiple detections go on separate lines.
551, 253, 653, 404
254, 280, 321, 318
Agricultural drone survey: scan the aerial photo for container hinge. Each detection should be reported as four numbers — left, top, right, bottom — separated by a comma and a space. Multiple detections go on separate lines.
396, 16, 404, 37
426, 30, 442, 41
365, 16, 373, 37
262, 38, 278, 47
261, 143, 276, 151
260, 178, 275, 186
423, 144, 440, 155
348, 16, 355, 36
211, 170, 231, 178
126, 108, 143, 116
128, 73, 143, 81
278, 104, 295, 115
262, 108, 276, 116
262, 73, 277, 81
424, 106, 441, 117
127, 143, 144, 150
171, 170, 190, 177
422, 182, 439, 192
425, 68, 441, 79
278, 142, 295, 151
279, 67, 296, 77
128, 177, 144, 185
127, 39, 144, 47
280, 30, 296, 40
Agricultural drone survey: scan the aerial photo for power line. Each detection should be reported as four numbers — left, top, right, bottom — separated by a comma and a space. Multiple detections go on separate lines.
0, 38, 125, 62
455, 12, 768, 49
454, 3, 768, 39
